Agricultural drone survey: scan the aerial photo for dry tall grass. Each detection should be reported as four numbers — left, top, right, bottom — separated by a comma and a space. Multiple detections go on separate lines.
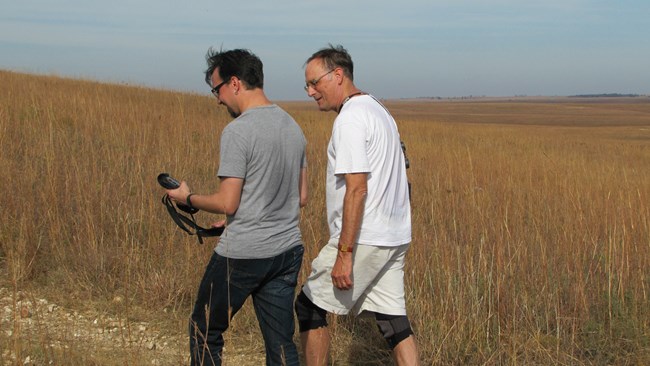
1, 70, 649, 365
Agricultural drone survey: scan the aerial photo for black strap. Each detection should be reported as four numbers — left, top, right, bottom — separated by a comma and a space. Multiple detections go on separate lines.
161, 194, 223, 244
369, 95, 412, 199
338, 91, 366, 112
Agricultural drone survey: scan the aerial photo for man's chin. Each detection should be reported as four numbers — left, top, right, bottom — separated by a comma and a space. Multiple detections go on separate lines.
227, 107, 240, 118
315, 99, 329, 111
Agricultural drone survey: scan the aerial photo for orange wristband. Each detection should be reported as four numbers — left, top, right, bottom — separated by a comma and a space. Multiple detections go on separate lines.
338, 244, 354, 253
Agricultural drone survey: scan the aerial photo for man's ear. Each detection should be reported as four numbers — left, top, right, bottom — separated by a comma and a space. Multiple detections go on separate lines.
232, 76, 243, 94
334, 68, 344, 85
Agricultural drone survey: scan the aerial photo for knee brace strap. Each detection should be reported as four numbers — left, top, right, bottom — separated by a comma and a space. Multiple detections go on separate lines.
295, 291, 328, 332
374, 313, 414, 349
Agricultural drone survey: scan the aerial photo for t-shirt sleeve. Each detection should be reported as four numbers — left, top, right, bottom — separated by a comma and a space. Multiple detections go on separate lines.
332, 116, 370, 175
217, 127, 248, 178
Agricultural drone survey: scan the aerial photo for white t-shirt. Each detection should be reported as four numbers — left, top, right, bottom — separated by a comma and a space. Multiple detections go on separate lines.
326, 95, 411, 247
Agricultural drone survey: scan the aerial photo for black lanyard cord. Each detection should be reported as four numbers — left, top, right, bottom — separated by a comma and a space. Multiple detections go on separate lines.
161, 194, 224, 244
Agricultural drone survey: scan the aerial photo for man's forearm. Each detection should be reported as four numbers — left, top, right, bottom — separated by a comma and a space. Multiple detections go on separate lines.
184, 177, 243, 216
339, 173, 368, 248
187, 193, 232, 215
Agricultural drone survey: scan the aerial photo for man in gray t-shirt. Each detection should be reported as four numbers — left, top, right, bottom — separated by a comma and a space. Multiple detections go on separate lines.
166, 48, 307, 366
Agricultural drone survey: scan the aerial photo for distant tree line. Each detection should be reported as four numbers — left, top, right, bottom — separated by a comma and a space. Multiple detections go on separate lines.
569, 93, 642, 98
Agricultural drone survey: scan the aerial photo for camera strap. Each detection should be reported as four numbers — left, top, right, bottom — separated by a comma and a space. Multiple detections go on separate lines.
161, 193, 210, 244
369, 95, 412, 199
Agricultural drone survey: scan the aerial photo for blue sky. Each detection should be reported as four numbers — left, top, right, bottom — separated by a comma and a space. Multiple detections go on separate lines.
1, 0, 649, 100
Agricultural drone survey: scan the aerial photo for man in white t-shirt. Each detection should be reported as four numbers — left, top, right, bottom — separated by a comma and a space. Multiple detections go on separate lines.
295, 44, 420, 366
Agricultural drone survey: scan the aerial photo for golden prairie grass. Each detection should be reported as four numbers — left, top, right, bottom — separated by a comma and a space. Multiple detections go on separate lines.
1, 70, 649, 365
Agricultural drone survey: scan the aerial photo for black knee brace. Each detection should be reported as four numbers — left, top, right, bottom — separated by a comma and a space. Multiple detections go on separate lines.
295, 291, 328, 332
374, 313, 414, 349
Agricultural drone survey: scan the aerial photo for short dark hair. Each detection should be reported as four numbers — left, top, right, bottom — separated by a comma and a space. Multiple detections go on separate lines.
306, 44, 354, 81
204, 48, 264, 89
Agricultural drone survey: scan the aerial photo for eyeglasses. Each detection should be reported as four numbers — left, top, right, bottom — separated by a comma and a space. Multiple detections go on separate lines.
211, 79, 229, 97
304, 69, 335, 91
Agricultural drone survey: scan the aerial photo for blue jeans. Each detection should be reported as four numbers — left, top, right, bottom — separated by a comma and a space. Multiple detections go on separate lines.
189, 245, 304, 366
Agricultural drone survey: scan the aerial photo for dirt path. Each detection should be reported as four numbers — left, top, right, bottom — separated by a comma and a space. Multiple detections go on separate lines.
0, 286, 265, 365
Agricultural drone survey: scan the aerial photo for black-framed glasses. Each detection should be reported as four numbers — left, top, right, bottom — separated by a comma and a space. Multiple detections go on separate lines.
304, 69, 335, 92
211, 79, 229, 97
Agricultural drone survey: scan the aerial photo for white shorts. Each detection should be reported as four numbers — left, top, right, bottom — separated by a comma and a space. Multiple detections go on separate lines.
302, 238, 409, 316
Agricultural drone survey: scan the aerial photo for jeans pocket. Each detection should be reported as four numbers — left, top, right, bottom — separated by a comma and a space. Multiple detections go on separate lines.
281, 246, 304, 285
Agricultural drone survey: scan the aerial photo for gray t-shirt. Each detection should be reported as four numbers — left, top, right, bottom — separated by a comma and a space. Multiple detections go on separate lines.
215, 104, 306, 259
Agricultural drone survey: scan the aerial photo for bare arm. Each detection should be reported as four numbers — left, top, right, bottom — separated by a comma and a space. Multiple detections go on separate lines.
331, 172, 368, 290
166, 177, 243, 216
338, 173, 367, 248
299, 167, 308, 208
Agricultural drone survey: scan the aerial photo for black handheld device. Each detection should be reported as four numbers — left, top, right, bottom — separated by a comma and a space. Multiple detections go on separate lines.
157, 173, 197, 214
157, 173, 181, 189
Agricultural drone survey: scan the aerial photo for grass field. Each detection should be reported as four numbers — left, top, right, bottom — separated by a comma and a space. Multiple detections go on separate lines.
1, 70, 649, 365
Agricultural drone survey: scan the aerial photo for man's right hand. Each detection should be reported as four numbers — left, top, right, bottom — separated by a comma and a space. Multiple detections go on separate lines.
166, 181, 191, 204
331, 251, 353, 290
